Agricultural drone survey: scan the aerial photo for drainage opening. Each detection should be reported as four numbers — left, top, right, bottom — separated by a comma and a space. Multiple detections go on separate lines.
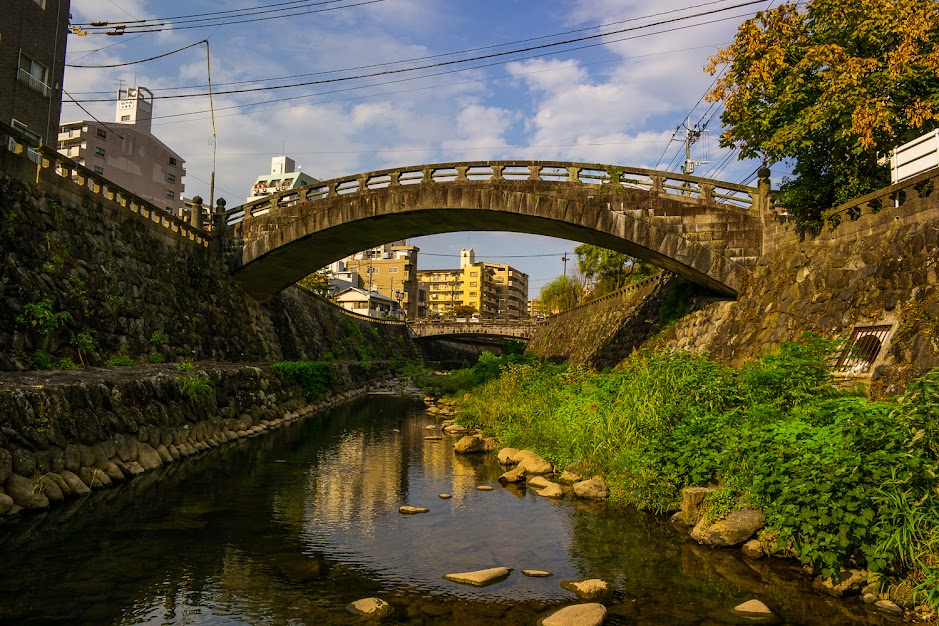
836, 325, 893, 374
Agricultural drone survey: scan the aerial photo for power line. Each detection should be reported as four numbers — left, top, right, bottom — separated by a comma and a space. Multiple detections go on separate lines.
68, 0, 744, 92
69, 3, 767, 102
68, 38, 206, 68
75, 0, 346, 26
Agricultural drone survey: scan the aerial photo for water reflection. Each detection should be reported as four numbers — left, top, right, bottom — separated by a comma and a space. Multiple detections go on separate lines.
0, 395, 903, 625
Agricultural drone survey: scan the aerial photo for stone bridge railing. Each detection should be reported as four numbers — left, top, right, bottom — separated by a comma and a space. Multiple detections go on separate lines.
545, 272, 670, 322
408, 320, 541, 340
0, 121, 211, 250
222, 160, 762, 227
824, 166, 938, 229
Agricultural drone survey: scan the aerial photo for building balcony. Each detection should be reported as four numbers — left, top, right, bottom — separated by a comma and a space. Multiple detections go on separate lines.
18, 68, 49, 97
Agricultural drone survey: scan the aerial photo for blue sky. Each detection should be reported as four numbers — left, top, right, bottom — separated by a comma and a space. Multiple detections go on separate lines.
63, 0, 777, 296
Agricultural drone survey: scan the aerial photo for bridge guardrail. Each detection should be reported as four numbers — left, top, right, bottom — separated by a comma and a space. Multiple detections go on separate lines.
223, 160, 762, 226
0, 120, 210, 249
824, 166, 938, 229
545, 272, 670, 321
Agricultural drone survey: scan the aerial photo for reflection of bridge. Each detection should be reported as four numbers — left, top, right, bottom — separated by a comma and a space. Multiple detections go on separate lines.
408, 320, 540, 340
223, 161, 770, 302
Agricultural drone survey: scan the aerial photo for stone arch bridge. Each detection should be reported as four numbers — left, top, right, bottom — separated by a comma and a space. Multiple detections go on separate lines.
408, 320, 540, 341
222, 161, 771, 301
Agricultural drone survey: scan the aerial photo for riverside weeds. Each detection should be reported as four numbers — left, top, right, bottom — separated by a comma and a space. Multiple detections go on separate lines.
452, 335, 939, 606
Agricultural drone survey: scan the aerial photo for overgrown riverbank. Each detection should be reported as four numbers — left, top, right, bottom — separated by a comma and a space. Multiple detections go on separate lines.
439, 337, 939, 614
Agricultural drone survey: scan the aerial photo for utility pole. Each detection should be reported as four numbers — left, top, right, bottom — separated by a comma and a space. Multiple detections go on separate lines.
562, 252, 569, 276
680, 116, 709, 176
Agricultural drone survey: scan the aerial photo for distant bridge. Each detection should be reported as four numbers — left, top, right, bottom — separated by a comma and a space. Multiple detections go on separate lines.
408, 320, 540, 340
222, 161, 771, 302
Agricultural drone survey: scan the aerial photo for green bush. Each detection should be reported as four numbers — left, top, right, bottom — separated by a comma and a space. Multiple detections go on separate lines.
105, 350, 135, 367
273, 360, 334, 399
179, 374, 215, 403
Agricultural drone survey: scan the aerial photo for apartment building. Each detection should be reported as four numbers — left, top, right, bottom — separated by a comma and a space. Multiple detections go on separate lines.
246, 156, 319, 203
0, 0, 70, 146
417, 248, 529, 319
57, 87, 186, 213
342, 242, 423, 319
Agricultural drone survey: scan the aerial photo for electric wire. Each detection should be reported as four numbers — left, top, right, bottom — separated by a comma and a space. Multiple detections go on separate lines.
68, 3, 767, 101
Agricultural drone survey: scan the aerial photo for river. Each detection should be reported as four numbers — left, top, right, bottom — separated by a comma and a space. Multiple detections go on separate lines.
0, 394, 900, 625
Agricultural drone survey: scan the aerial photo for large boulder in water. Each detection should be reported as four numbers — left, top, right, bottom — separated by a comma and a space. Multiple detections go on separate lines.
572, 476, 609, 500
454, 435, 499, 454
691, 508, 764, 547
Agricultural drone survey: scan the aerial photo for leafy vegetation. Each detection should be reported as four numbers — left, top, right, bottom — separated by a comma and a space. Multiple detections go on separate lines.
16, 298, 71, 352
453, 337, 939, 601
539, 274, 582, 314
575, 244, 655, 298
273, 360, 334, 399
706, 0, 939, 233
178, 374, 215, 403
104, 348, 135, 367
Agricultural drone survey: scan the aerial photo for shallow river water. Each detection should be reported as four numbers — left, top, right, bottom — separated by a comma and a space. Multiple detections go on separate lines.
0, 394, 903, 625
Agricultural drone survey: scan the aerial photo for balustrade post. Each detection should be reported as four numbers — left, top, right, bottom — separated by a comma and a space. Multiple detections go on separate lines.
329, 182, 339, 197
389, 171, 400, 186
455, 166, 469, 181
651, 174, 665, 194
422, 167, 434, 183
190, 195, 203, 229
358, 175, 368, 192
701, 183, 715, 204
491, 165, 505, 181
568, 166, 581, 183
528, 164, 541, 181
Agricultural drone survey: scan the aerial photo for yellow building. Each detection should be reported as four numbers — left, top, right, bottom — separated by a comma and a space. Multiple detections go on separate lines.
417, 249, 528, 319
343, 242, 423, 319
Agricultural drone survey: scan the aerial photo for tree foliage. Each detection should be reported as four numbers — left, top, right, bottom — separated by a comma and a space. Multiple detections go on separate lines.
297, 270, 331, 297
574, 244, 655, 298
706, 0, 939, 232
540, 274, 581, 313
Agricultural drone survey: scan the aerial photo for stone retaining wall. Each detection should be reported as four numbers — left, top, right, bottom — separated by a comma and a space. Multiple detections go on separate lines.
0, 362, 389, 518
657, 196, 939, 396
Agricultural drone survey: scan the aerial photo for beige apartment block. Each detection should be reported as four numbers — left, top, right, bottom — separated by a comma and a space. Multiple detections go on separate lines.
342, 242, 423, 319
57, 87, 185, 213
418, 248, 528, 319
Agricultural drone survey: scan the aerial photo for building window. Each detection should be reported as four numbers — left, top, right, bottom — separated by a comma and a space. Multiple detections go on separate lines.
470, 281, 477, 287
96, 128, 107, 139
388, 267, 398, 273
470, 272, 478, 276
167, 173, 176, 182
470, 292, 477, 296
93, 166, 104, 174
121, 115, 130, 122
17, 53, 48, 96
169, 157, 177, 166
94, 146, 105, 157
165, 190, 175, 198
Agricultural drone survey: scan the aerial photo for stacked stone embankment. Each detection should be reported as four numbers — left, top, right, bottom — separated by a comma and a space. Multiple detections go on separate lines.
0, 362, 382, 518
0, 158, 416, 370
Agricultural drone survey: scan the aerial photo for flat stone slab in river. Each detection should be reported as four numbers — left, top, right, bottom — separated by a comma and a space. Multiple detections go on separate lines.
439, 493, 452, 499
477, 485, 493, 491
347, 597, 393, 618
443, 567, 512, 587
399, 506, 430, 514
538, 603, 607, 626
522, 569, 553, 577
560, 578, 611, 601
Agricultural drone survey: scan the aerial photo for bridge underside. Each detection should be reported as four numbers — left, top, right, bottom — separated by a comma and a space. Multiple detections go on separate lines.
230, 180, 761, 302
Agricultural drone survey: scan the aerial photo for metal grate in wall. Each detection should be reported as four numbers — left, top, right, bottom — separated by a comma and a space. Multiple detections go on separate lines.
836, 325, 893, 374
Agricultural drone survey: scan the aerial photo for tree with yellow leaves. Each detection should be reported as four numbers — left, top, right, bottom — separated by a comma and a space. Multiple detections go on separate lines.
706, 0, 939, 233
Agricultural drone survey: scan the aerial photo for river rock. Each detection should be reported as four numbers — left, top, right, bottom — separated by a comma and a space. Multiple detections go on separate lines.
527, 476, 552, 489
0, 493, 13, 515
124, 461, 146, 476
453, 435, 499, 454
60, 470, 91, 495
875, 600, 902, 614
536, 482, 564, 498
399, 506, 429, 514
691, 508, 764, 547
104, 462, 125, 482
497, 448, 519, 465
558, 470, 583, 484
347, 597, 393, 618
741, 539, 763, 559
477, 485, 493, 491
538, 603, 607, 626
155, 444, 173, 463
511, 449, 535, 463
443, 423, 468, 434
523, 570, 553, 577
518, 453, 553, 475
5, 474, 49, 510
424, 424, 437, 430
733, 599, 773, 615
52, 474, 71, 496
439, 493, 451, 499
40, 477, 64, 502
813, 569, 873, 597
560, 579, 611, 602
572, 477, 609, 500
499, 467, 526, 483
443, 567, 512, 587
678, 486, 714, 526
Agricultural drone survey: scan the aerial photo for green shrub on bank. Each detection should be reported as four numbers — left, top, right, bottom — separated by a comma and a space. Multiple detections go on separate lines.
274, 360, 334, 399
456, 337, 939, 599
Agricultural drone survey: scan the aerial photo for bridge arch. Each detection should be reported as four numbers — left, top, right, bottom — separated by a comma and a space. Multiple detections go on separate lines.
224, 161, 768, 302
